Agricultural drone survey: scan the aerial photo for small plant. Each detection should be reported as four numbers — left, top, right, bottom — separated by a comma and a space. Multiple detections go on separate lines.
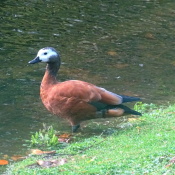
29, 124, 60, 147
134, 102, 157, 113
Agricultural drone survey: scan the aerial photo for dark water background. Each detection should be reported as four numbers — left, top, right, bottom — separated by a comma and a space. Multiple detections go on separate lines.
0, 0, 175, 163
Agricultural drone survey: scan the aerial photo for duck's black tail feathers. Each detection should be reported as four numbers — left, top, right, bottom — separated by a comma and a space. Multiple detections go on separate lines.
117, 104, 142, 116
120, 95, 141, 103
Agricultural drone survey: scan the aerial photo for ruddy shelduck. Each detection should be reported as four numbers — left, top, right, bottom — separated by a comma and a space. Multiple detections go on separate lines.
29, 47, 141, 132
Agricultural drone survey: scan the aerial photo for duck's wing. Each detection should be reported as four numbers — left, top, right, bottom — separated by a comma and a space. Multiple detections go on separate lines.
88, 86, 141, 111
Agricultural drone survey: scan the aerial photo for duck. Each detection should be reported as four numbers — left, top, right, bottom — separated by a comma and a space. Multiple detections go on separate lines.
29, 47, 141, 132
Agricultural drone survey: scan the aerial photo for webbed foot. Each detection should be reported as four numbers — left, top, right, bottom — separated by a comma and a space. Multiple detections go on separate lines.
72, 124, 80, 133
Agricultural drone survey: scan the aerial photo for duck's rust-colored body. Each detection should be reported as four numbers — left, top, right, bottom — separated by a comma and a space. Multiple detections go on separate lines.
29, 47, 141, 132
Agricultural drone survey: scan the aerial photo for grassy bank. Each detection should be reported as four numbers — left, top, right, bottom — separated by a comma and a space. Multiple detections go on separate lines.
5, 103, 175, 174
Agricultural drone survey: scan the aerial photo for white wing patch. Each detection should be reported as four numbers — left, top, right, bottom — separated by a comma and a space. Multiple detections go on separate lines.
99, 87, 123, 104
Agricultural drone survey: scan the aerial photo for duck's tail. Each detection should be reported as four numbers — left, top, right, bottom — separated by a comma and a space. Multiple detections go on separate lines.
116, 104, 142, 116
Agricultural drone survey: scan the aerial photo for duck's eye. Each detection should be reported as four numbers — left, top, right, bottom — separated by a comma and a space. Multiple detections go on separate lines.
44, 52, 47, 55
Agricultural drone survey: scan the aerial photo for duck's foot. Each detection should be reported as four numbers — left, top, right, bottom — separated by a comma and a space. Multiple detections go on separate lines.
72, 124, 80, 133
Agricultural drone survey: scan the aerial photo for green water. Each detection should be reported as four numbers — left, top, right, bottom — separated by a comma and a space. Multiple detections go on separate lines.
0, 0, 175, 162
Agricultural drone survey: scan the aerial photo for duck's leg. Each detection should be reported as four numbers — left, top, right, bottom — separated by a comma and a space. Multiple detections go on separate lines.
72, 124, 80, 133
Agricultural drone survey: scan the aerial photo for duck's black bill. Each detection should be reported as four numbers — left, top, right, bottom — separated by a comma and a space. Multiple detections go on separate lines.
28, 56, 41, 64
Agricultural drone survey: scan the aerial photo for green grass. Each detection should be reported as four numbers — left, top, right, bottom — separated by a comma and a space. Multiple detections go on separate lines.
5, 103, 175, 174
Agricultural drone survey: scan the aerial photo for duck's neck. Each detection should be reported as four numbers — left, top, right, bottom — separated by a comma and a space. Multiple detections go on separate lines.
41, 71, 57, 86
46, 62, 60, 77
41, 62, 60, 86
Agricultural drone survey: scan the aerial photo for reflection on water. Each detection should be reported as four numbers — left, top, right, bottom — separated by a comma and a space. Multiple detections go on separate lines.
0, 0, 175, 161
